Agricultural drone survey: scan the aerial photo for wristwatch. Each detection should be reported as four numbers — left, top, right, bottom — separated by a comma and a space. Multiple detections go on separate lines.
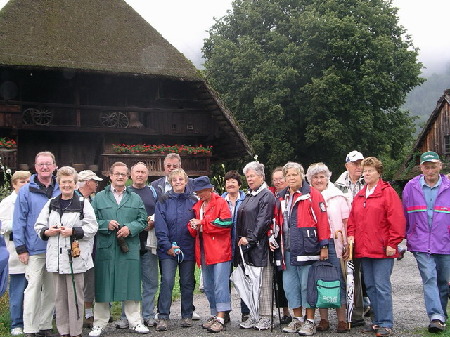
321, 245, 328, 250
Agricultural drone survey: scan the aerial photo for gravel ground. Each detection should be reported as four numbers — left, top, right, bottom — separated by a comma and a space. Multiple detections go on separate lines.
83, 250, 436, 336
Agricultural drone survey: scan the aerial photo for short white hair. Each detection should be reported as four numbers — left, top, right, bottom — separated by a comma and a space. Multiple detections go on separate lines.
282, 162, 304, 179
306, 162, 332, 184
243, 161, 265, 180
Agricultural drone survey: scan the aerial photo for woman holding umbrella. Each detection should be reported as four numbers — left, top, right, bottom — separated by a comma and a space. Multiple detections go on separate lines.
306, 162, 349, 333
35, 166, 98, 337
347, 157, 405, 337
234, 161, 276, 330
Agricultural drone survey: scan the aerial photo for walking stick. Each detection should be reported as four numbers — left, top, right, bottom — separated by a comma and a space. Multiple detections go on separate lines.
270, 252, 282, 332
68, 248, 80, 320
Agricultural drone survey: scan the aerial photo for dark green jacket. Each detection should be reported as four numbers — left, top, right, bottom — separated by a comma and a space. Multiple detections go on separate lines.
92, 186, 147, 302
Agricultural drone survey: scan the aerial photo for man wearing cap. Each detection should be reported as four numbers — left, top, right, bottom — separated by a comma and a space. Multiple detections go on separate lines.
335, 150, 366, 328
77, 170, 103, 328
402, 151, 450, 333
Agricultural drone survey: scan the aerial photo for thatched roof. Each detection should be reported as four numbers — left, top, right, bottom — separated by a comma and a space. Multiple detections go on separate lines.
0, 0, 201, 80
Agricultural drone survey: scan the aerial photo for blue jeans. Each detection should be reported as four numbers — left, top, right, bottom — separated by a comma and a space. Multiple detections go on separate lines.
361, 258, 394, 328
9, 274, 27, 329
413, 252, 450, 322
121, 251, 159, 321
282, 251, 311, 309
327, 241, 346, 303
202, 261, 231, 315
158, 258, 195, 319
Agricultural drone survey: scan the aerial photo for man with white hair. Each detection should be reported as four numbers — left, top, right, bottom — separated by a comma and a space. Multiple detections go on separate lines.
335, 150, 366, 328
77, 170, 103, 329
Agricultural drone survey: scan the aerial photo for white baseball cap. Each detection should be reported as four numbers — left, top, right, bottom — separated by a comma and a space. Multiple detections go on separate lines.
345, 151, 364, 163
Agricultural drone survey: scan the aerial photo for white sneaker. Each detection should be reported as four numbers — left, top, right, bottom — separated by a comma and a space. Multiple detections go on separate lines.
255, 316, 272, 330
239, 317, 257, 329
132, 323, 150, 334
89, 325, 103, 337
298, 320, 316, 336
282, 319, 303, 333
115, 317, 129, 329
10, 327, 23, 336
192, 311, 201, 320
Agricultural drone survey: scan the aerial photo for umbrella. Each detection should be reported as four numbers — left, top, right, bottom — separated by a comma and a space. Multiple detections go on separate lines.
230, 246, 262, 320
346, 241, 355, 330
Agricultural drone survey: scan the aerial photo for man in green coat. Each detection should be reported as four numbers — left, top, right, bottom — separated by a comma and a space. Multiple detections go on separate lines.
89, 162, 149, 337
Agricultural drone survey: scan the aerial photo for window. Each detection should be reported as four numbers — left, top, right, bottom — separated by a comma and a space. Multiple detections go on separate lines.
445, 135, 450, 154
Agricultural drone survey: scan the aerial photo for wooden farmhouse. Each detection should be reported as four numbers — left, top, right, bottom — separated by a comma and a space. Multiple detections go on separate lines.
0, 0, 251, 177
398, 89, 450, 179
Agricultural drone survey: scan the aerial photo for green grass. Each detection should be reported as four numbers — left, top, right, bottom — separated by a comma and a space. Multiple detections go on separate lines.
0, 267, 202, 336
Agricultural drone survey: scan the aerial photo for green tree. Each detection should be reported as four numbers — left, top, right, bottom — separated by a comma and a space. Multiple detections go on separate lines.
203, 0, 423, 176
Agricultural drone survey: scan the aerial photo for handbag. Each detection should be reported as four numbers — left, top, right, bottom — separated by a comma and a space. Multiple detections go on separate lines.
315, 279, 341, 308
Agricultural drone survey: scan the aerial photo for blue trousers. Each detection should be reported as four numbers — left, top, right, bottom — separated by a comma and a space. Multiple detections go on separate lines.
202, 261, 231, 315
9, 273, 27, 329
158, 258, 195, 319
413, 252, 450, 322
361, 258, 394, 328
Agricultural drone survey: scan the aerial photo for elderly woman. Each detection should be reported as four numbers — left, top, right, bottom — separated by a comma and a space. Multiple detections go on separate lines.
154, 168, 197, 331
34, 166, 98, 337
234, 161, 276, 330
273, 162, 330, 336
0, 171, 31, 336
347, 157, 406, 337
306, 163, 350, 333
188, 176, 232, 332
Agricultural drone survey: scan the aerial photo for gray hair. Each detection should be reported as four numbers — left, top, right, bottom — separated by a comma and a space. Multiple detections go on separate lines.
243, 161, 265, 180
56, 166, 78, 185
164, 153, 181, 165
306, 162, 332, 184
282, 162, 304, 179
78, 180, 87, 188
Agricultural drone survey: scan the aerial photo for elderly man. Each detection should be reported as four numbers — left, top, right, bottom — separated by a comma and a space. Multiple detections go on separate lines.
335, 150, 366, 328
89, 162, 149, 337
115, 162, 158, 329
13, 151, 60, 337
77, 170, 103, 329
402, 151, 450, 333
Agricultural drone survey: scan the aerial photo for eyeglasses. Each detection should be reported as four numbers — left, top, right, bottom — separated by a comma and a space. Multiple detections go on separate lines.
273, 178, 285, 183
112, 172, 127, 177
36, 163, 54, 167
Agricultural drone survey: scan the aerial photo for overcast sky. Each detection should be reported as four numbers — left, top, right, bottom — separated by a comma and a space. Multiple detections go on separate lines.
1, 0, 449, 74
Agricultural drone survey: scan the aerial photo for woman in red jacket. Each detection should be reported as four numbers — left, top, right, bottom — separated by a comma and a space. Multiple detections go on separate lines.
347, 157, 405, 337
188, 176, 232, 333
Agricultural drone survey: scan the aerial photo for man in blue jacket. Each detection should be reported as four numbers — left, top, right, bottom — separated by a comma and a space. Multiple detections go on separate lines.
402, 151, 450, 333
13, 151, 60, 337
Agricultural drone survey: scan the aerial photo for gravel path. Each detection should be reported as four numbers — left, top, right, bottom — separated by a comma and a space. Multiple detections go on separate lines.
83, 249, 433, 336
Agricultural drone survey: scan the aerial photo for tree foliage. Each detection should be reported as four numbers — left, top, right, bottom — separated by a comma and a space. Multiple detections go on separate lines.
203, 0, 423, 176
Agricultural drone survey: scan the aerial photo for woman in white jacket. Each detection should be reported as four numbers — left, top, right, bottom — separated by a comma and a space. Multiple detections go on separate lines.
0, 170, 31, 336
35, 166, 98, 337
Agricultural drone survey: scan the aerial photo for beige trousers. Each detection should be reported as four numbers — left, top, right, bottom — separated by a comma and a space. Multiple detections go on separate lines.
23, 254, 55, 333
94, 300, 142, 328
55, 273, 84, 336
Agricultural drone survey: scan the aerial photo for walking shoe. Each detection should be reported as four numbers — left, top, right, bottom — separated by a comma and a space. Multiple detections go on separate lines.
337, 321, 349, 333
36, 330, 58, 337
207, 318, 225, 333
144, 317, 156, 327
192, 311, 201, 320
224, 311, 231, 324
202, 316, 216, 329
11, 327, 23, 336
83, 316, 94, 328
280, 315, 293, 324
376, 327, 392, 336
241, 314, 250, 322
351, 319, 365, 327
239, 316, 256, 329
282, 319, 303, 333
254, 316, 272, 330
115, 317, 129, 329
155, 319, 168, 331
132, 323, 150, 334
363, 324, 379, 333
24, 334, 36, 337
180, 318, 193, 328
428, 319, 446, 333
298, 320, 316, 336
89, 326, 103, 337
316, 319, 330, 331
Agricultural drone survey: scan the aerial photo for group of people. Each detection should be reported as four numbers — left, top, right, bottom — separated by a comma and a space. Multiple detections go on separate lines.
0, 149, 448, 337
